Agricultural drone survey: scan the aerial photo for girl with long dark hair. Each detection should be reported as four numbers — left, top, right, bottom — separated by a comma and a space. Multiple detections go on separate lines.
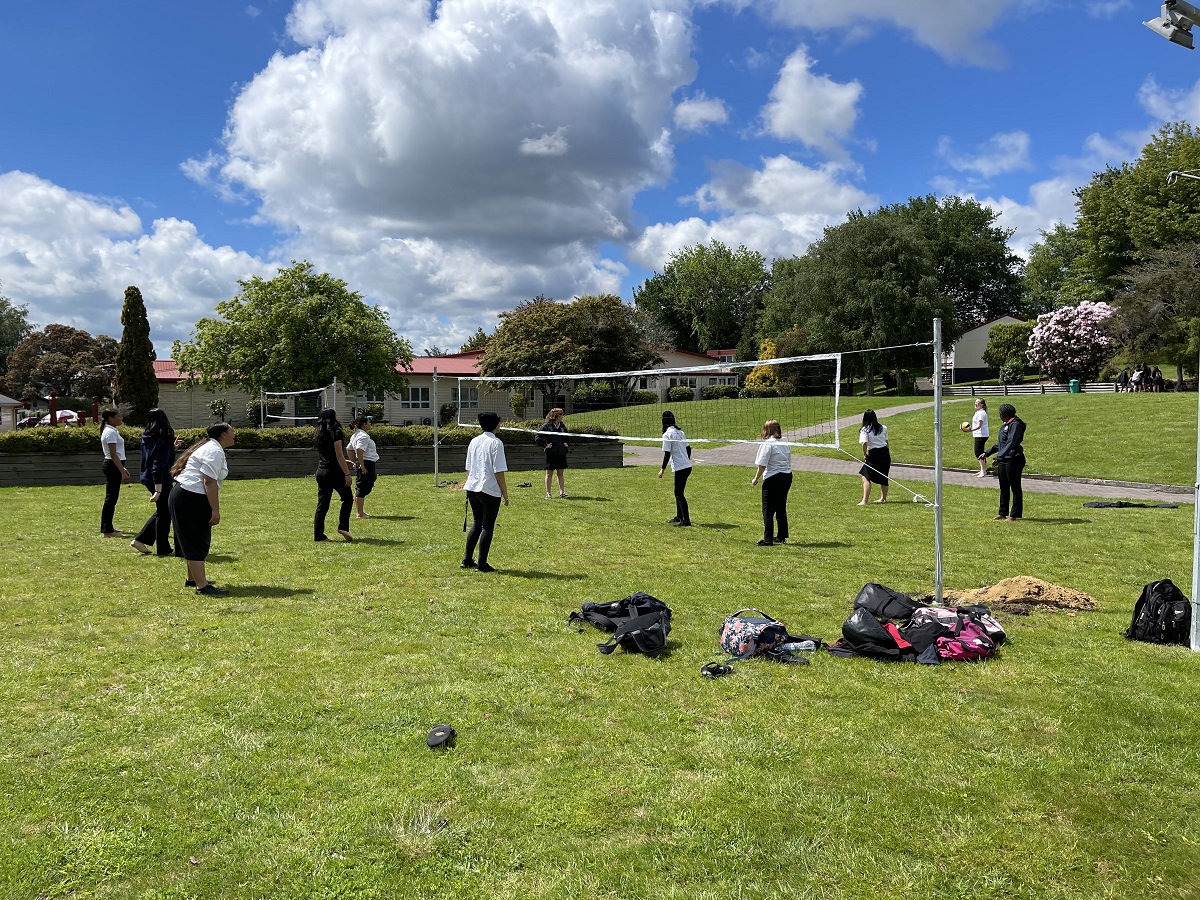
858, 409, 890, 504
314, 408, 354, 541
657, 410, 692, 526
130, 407, 184, 556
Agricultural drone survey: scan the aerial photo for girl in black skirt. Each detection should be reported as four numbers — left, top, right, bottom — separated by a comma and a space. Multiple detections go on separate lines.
535, 407, 570, 498
858, 409, 890, 504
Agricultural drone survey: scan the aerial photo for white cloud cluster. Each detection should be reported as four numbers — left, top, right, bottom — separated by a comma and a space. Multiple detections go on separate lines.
937, 131, 1032, 178
0, 171, 269, 348
761, 47, 862, 156
674, 92, 729, 132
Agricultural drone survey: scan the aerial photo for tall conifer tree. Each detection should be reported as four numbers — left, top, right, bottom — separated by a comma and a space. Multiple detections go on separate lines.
115, 285, 158, 425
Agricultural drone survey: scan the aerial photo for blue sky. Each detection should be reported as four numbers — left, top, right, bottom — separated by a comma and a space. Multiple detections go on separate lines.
2, 0, 1199, 358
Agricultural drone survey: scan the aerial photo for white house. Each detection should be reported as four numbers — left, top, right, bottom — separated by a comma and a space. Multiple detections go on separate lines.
0, 392, 25, 432
947, 315, 1026, 383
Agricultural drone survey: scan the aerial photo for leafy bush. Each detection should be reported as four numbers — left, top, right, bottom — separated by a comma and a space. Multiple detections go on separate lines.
739, 386, 781, 399
700, 385, 740, 400
998, 363, 1024, 386
246, 397, 285, 425
438, 403, 458, 427
667, 386, 694, 402
1026, 301, 1116, 384
510, 393, 527, 419
208, 398, 229, 422
630, 390, 658, 405
572, 381, 617, 412
362, 402, 385, 422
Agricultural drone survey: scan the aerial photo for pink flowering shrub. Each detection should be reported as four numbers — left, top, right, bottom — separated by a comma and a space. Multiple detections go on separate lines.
1026, 301, 1116, 384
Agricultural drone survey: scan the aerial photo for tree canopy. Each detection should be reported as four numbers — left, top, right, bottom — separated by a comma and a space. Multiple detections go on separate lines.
4, 324, 117, 402
172, 261, 413, 396
633, 240, 768, 353
459, 327, 490, 353
115, 285, 158, 425
0, 282, 33, 380
1113, 243, 1200, 385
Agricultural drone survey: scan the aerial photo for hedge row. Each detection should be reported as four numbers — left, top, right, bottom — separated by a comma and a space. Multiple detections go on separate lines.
0, 422, 617, 454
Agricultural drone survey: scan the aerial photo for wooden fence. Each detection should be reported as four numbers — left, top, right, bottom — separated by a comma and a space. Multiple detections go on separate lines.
0, 442, 626, 489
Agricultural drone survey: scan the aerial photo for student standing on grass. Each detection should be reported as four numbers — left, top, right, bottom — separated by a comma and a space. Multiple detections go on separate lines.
462, 411, 508, 572
980, 402, 1026, 521
168, 423, 235, 596
347, 415, 379, 519
857, 409, 890, 505
131, 408, 184, 556
314, 409, 354, 542
970, 398, 989, 477
99, 407, 130, 537
657, 410, 692, 526
750, 419, 791, 546
535, 407, 570, 499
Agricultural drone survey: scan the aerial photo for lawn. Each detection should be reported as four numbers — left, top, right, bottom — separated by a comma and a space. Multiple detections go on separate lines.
2, 465, 1199, 899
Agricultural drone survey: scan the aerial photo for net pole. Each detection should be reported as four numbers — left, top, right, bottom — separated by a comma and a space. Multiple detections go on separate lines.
1191, 339, 1200, 652
259, 390, 264, 429
933, 317, 944, 605
439, 367, 444, 489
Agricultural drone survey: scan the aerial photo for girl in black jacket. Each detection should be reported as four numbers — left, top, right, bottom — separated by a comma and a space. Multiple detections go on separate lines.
131, 408, 183, 556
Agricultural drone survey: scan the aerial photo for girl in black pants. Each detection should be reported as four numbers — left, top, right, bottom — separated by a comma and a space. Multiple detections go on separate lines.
750, 419, 792, 546
314, 408, 354, 542
131, 408, 184, 556
657, 410, 693, 526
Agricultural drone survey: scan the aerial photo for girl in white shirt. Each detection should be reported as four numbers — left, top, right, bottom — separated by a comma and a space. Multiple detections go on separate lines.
462, 411, 509, 572
857, 409, 890, 504
99, 407, 130, 536
168, 423, 235, 596
970, 399, 989, 477
657, 410, 692, 526
347, 415, 380, 518
750, 419, 792, 545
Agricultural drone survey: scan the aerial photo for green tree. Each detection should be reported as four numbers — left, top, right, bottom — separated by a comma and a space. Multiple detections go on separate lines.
762, 212, 958, 395
633, 240, 768, 352
459, 327, 490, 353
4, 324, 117, 402
1021, 223, 1107, 315
423, 345, 449, 357
876, 195, 1024, 329
172, 261, 413, 396
1073, 122, 1200, 295
982, 321, 1035, 373
114, 285, 158, 425
1114, 243, 1200, 389
0, 281, 33, 380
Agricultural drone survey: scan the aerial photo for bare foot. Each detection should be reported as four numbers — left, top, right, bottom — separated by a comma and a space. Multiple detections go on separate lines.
874, 499, 886, 504
355, 513, 372, 519
130, 540, 151, 555
857, 501, 868, 506
337, 529, 353, 542
103, 530, 125, 538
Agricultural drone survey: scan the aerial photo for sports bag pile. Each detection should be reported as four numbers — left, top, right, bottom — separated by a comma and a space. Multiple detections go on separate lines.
830, 583, 1006, 664
1125, 578, 1192, 646
569, 592, 672, 656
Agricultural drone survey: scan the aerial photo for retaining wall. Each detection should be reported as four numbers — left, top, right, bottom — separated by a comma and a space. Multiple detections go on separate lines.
0, 443, 625, 488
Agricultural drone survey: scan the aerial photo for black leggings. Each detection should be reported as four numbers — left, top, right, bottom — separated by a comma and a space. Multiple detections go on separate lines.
997, 457, 1025, 519
315, 466, 352, 538
100, 459, 123, 533
133, 479, 174, 554
761, 471, 792, 542
464, 490, 502, 565
673, 468, 691, 525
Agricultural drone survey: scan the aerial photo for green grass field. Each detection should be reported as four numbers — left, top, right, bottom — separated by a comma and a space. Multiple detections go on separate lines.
3, 462, 1200, 898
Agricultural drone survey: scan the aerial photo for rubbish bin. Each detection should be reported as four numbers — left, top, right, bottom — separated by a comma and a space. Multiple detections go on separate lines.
1069, 379, 1080, 393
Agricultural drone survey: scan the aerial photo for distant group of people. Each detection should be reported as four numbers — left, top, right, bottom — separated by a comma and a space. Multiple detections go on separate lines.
1117, 364, 1165, 393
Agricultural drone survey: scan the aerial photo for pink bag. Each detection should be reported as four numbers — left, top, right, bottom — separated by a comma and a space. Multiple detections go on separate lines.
935, 620, 997, 661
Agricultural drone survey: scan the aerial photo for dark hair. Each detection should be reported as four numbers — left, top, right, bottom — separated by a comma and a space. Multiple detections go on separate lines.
862, 409, 881, 435
661, 410, 676, 431
171, 423, 232, 477
478, 411, 501, 432
998, 403, 1017, 420
353, 414, 370, 429
143, 407, 174, 442
315, 408, 342, 448
101, 407, 120, 425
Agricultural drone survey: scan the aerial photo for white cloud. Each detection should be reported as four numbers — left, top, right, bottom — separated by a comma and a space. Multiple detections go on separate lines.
674, 92, 728, 132
632, 155, 877, 267
519, 127, 570, 157
937, 131, 1032, 178
761, 47, 862, 156
1138, 75, 1200, 124
0, 171, 270, 351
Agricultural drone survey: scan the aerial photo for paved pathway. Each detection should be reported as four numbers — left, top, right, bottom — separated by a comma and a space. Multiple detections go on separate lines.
622, 399, 1191, 505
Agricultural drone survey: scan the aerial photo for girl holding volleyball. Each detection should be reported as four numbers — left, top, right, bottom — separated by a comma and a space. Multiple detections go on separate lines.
969, 398, 989, 476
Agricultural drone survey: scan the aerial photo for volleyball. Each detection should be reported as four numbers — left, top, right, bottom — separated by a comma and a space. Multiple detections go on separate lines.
960, 421, 971, 433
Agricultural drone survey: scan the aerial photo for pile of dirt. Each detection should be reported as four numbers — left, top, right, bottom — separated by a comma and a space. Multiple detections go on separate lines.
941, 575, 1096, 614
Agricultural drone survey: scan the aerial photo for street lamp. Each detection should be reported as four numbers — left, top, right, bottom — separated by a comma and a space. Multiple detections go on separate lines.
1145, 0, 1200, 49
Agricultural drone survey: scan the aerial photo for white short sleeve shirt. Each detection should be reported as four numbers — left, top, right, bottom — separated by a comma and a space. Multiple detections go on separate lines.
662, 426, 692, 472
754, 437, 792, 478
464, 431, 508, 497
347, 429, 380, 462
174, 439, 229, 494
972, 409, 989, 438
100, 424, 125, 462
859, 424, 888, 450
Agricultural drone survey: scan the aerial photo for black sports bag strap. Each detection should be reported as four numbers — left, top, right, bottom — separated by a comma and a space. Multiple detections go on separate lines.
730, 608, 778, 622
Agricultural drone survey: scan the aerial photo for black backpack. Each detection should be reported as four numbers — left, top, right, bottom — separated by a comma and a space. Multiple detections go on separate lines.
1126, 579, 1192, 646
570, 592, 672, 656
830, 608, 915, 661
853, 583, 917, 621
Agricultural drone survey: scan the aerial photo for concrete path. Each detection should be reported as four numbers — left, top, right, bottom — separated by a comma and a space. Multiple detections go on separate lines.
621, 399, 1191, 505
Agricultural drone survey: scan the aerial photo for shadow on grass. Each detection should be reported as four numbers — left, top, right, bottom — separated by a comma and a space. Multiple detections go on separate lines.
696, 522, 738, 530
360, 514, 417, 521
226, 585, 317, 599
207, 554, 237, 563
787, 541, 850, 549
492, 569, 589, 580
557, 495, 612, 502
342, 538, 407, 547
1020, 517, 1091, 525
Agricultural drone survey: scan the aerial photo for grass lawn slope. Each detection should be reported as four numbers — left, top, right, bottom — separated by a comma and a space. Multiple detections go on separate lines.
2, 465, 1199, 899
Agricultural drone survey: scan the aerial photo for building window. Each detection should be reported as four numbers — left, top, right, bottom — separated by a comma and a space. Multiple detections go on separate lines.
452, 386, 479, 409
708, 376, 737, 386
638, 376, 660, 390
668, 376, 698, 389
401, 386, 431, 409
355, 387, 385, 403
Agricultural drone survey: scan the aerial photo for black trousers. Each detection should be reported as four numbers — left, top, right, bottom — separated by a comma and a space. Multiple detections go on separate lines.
673, 467, 691, 524
997, 456, 1025, 518
761, 471, 793, 541
464, 490, 502, 565
100, 459, 123, 533
133, 479, 174, 554
315, 466, 352, 538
